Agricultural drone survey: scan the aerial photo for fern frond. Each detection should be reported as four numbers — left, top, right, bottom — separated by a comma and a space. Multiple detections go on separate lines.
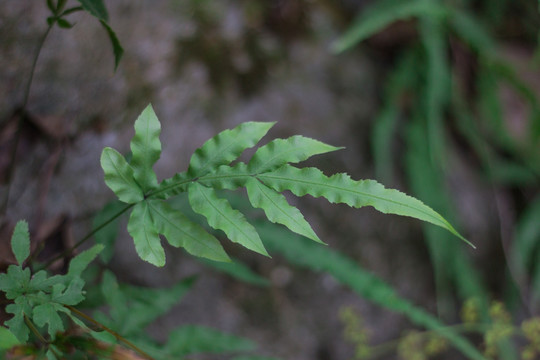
258, 165, 472, 246
188, 182, 269, 256
188, 122, 275, 177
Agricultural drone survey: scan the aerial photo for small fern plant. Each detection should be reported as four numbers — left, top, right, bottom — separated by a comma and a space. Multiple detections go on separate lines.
101, 104, 473, 267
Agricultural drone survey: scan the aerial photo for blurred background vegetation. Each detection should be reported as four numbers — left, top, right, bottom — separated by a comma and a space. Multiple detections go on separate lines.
0, 0, 539, 359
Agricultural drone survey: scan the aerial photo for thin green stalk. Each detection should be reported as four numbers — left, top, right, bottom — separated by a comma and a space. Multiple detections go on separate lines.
65, 305, 154, 360
36, 203, 134, 271
1, 21, 54, 216
24, 313, 62, 358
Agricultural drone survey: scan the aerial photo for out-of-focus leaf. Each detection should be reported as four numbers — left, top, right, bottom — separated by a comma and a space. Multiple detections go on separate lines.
512, 196, 540, 298
165, 325, 255, 356
332, 0, 447, 53
200, 258, 269, 287
93, 200, 125, 262
76, 0, 108, 21
0, 326, 20, 349
258, 222, 486, 360
11, 221, 30, 266
100, 20, 124, 70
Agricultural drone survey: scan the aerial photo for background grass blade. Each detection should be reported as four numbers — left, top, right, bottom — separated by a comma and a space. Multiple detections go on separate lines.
257, 222, 486, 360
165, 325, 256, 356
332, 0, 447, 53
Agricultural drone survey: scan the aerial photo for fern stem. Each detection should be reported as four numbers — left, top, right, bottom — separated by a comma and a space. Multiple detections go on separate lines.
1, 21, 54, 216
37, 203, 134, 271
65, 305, 155, 360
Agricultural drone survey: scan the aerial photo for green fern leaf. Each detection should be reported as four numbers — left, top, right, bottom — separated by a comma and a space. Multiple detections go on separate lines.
247, 135, 343, 173
127, 202, 165, 267
101, 147, 144, 204
188, 122, 275, 177
188, 182, 269, 256
147, 199, 230, 262
11, 221, 30, 266
258, 165, 472, 245
130, 104, 161, 192
245, 178, 322, 244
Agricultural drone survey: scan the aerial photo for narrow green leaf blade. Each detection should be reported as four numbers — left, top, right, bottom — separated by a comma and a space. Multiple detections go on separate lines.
188, 183, 269, 256
259, 165, 472, 246
200, 258, 270, 287
130, 104, 161, 192
512, 195, 540, 297
245, 177, 322, 243
101, 147, 144, 204
188, 122, 275, 177
332, 0, 447, 53
127, 201, 165, 267
0, 326, 20, 349
247, 135, 343, 173
93, 200, 125, 262
118, 276, 196, 335
75, 0, 108, 21
165, 325, 255, 356
68, 244, 104, 279
99, 20, 124, 70
148, 199, 230, 262
11, 220, 30, 266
